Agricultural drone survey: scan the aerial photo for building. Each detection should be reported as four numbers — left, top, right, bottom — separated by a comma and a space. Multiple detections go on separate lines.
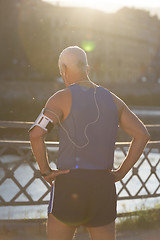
19, 3, 160, 84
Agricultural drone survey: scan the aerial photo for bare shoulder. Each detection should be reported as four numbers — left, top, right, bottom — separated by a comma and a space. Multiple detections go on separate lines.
110, 90, 137, 122
107, 90, 126, 121
109, 90, 150, 138
110, 91, 125, 111
44, 88, 71, 122
45, 88, 70, 108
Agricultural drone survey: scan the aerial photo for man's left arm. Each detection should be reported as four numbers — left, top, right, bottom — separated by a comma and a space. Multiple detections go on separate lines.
29, 126, 51, 176
29, 93, 70, 185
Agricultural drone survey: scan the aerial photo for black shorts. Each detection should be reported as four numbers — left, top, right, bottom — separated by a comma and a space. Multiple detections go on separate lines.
48, 169, 117, 227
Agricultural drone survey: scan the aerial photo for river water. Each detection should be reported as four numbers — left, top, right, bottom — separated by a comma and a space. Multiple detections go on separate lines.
0, 148, 160, 220
132, 108, 160, 117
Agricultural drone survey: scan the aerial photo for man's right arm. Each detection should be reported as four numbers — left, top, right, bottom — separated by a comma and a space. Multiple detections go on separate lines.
111, 95, 150, 182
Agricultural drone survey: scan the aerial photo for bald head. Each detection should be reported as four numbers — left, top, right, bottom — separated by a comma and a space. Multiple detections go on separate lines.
58, 46, 88, 74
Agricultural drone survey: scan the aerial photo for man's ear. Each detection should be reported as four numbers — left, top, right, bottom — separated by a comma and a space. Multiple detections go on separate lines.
61, 64, 67, 76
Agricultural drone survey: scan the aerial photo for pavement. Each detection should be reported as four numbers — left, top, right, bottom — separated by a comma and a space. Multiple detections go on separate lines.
116, 228, 160, 240
1, 225, 160, 240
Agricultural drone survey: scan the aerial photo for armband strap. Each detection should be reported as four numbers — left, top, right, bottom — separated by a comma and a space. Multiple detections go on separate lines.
28, 108, 54, 132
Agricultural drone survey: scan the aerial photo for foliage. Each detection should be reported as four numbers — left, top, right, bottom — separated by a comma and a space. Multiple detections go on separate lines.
116, 206, 160, 231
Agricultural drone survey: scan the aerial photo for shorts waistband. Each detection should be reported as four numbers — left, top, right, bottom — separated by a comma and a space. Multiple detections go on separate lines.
57, 168, 112, 178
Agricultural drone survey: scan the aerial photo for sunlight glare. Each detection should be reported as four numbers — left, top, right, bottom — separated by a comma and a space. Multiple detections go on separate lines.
81, 41, 96, 52
42, 0, 160, 12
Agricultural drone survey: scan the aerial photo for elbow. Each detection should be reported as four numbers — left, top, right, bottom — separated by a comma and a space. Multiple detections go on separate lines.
134, 131, 151, 143
29, 131, 37, 142
141, 131, 151, 142
29, 129, 45, 142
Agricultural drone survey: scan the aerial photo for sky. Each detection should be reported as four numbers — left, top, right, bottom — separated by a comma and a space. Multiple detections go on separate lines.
42, 0, 160, 14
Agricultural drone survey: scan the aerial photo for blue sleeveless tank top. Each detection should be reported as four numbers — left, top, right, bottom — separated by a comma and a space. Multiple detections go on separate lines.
57, 84, 118, 170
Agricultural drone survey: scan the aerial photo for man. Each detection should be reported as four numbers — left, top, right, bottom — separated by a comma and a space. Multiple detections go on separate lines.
29, 46, 150, 240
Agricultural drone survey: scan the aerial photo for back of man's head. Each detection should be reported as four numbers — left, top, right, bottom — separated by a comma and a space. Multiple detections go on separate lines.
58, 46, 88, 74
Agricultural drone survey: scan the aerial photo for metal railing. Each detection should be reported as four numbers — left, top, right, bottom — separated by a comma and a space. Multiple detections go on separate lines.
115, 141, 160, 200
0, 140, 160, 207
0, 121, 160, 210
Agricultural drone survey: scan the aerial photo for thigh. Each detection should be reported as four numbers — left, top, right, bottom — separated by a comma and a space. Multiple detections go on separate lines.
87, 221, 115, 240
47, 214, 76, 240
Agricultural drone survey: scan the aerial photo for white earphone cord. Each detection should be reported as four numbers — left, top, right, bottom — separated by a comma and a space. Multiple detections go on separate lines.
46, 82, 100, 149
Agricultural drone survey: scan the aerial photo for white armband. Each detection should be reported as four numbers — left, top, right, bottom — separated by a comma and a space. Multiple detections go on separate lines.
29, 108, 54, 132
